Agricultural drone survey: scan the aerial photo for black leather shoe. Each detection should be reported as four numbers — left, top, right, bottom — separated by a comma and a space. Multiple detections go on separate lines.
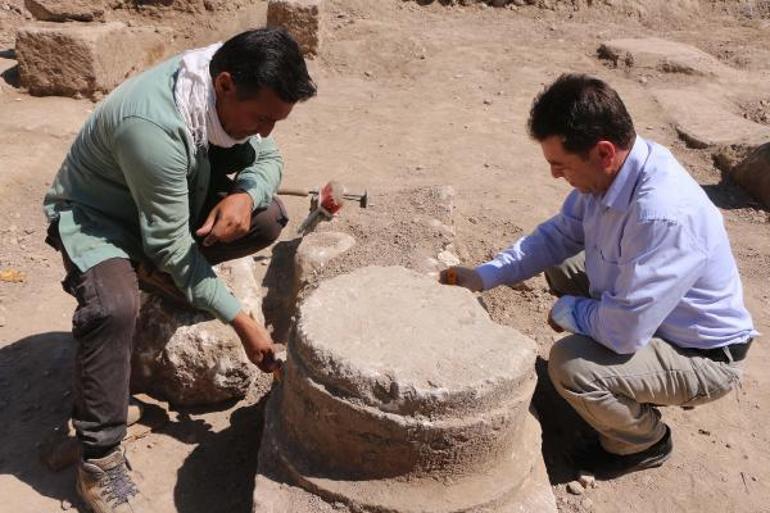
572, 424, 673, 479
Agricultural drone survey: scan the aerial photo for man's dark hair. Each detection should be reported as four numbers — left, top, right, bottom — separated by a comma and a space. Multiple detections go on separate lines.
527, 74, 636, 155
210, 28, 317, 103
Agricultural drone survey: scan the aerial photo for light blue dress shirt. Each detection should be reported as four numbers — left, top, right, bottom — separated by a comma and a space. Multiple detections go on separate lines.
476, 136, 757, 354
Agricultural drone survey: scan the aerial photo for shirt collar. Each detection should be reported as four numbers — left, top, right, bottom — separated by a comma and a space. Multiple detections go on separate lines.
600, 136, 649, 212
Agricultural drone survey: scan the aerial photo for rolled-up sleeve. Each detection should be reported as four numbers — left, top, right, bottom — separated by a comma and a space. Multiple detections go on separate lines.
475, 191, 586, 290
573, 217, 707, 354
114, 118, 241, 322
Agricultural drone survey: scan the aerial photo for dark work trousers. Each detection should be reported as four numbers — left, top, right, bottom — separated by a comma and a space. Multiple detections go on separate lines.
47, 146, 288, 458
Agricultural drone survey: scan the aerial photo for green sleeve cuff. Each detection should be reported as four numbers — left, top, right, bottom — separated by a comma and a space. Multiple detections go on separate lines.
212, 289, 242, 323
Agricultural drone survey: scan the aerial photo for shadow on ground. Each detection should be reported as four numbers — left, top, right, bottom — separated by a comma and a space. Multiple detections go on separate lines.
0, 331, 78, 506
702, 180, 766, 212
532, 355, 596, 486
173, 395, 270, 513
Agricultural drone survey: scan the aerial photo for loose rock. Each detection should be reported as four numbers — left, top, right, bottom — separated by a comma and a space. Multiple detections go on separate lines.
578, 472, 597, 489
567, 481, 584, 495
24, 0, 105, 22
267, 0, 323, 56
131, 258, 270, 406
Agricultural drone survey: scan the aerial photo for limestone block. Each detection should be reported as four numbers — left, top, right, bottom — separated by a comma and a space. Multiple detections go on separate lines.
654, 88, 770, 149
16, 22, 169, 99
294, 231, 355, 291
260, 266, 553, 512
24, 0, 105, 22
598, 38, 734, 77
728, 143, 770, 209
131, 258, 269, 406
267, 0, 323, 56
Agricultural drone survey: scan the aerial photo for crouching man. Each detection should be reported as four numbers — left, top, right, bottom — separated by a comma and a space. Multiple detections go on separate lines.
442, 74, 756, 478
43, 28, 316, 512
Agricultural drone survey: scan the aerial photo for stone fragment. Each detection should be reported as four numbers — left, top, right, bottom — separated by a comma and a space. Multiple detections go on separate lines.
654, 88, 770, 149
719, 143, 770, 209
131, 258, 270, 406
258, 266, 556, 512
578, 472, 597, 489
294, 231, 355, 291
24, 0, 105, 22
567, 481, 584, 495
437, 249, 460, 267
16, 22, 169, 99
267, 0, 323, 56
598, 38, 734, 77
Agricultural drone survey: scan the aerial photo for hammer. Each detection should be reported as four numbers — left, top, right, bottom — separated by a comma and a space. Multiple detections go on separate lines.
278, 185, 369, 209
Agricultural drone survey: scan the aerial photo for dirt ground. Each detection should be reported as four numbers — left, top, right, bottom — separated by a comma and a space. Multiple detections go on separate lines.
1, 0, 769, 512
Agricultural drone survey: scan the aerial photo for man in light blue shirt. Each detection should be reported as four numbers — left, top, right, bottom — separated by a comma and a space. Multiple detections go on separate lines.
442, 74, 756, 477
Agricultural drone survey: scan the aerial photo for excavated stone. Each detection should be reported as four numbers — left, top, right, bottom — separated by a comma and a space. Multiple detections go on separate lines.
16, 22, 169, 99
598, 38, 734, 77
654, 88, 770, 149
257, 266, 555, 513
294, 231, 356, 292
24, 0, 105, 22
131, 258, 270, 406
722, 143, 770, 209
267, 0, 323, 56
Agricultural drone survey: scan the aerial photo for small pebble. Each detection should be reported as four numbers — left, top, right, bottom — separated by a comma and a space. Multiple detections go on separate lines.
61, 499, 72, 510
581, 497, 594, 510
698, 428, 711, 436
578, 472, 597, 488
483, 99, 492, 105
567, 480, 584, 495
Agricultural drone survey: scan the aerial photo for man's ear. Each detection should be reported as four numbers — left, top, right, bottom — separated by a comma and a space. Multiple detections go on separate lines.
213, 72, 236, 97
595, 140, 617, 171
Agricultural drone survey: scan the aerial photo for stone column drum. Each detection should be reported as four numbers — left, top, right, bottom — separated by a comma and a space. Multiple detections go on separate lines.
260, 266, 544, 512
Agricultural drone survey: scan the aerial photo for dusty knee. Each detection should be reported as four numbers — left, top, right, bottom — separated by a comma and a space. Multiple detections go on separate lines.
72, 261, 140, 340
547, 335, 597, 392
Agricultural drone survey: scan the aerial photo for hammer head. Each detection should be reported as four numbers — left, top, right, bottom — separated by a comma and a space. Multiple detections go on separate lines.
343, 190, 369, 209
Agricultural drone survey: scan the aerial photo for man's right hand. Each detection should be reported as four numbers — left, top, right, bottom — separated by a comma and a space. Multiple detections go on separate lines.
438, 266, 484, 292
231, 311, 280, 373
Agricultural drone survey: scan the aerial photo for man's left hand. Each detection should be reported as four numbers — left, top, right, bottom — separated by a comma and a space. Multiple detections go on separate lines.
548, 295, 584, 335
196, 192, 253, 247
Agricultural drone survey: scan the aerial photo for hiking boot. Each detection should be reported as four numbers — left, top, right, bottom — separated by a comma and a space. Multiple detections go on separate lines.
76, 447, 150, 513
573, 424, 673, 479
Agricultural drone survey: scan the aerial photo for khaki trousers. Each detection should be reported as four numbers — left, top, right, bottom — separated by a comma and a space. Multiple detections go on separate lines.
545, 253, 744, 455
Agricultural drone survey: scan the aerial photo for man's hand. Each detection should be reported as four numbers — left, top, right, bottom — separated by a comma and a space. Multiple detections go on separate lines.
196, 192, 253, 247
231, 311, 280, 373
547, 311, 565, 333
548, 295, 584, 335
438, 266, 484, 292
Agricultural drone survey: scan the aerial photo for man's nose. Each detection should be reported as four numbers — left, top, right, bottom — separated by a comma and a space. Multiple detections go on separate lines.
550, 167, 563, 179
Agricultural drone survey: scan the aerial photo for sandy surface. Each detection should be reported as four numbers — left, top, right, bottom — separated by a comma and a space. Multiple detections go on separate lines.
0, 1, 769, 512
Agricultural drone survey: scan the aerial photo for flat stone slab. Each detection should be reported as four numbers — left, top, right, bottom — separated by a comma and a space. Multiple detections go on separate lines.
294, 265, 536, 419
654, 88, 770, 148
598, 37, 734, 77
24, 0, 105, 21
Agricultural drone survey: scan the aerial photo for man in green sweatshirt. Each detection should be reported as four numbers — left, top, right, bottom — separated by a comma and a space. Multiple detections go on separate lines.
43, 28, 316, 512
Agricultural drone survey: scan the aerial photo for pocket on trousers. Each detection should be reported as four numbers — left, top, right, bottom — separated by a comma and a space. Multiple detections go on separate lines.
68, 272, 108, 340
